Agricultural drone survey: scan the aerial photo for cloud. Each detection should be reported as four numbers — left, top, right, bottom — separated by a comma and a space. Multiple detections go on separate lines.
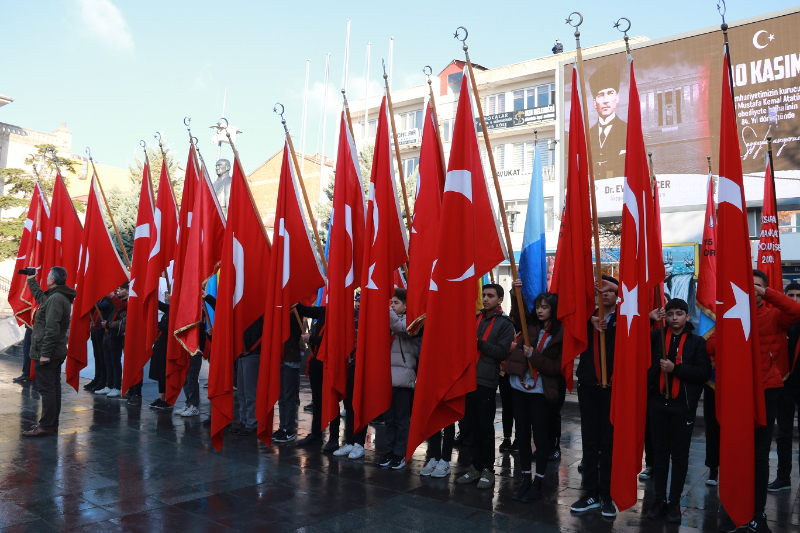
76, 0, 135, 56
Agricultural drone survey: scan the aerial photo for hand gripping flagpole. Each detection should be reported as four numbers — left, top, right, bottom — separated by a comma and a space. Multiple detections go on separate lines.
86, 147, 132, 269
567, 12, 608, 386
455, 26, 530, 349
648, 151, 670, 399
273, 103, 327, 273
382, 59, 413, 233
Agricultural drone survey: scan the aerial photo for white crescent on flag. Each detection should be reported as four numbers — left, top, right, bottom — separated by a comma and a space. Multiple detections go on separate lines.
149, 208, 162, 260
279, 218, 290, 288
232, 235, 244, 308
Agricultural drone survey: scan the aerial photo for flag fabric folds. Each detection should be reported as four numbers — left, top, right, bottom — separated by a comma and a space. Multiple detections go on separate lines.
697, 173, 717, 338
353, 95, 409, 433
406, 72, 506, 461
406, 99, 445, 334
66, 175, 128, 391
550, 65, 595, 392
318, 108, 366, 429
10, 183, 49, 327
610, 58, 665, 512
209, 153, 271, 450
715, 49, 766, 528
41, 173, 82, 291
257, 145, 325, 445
518, 142, 548, 310
757, 160, 782, 294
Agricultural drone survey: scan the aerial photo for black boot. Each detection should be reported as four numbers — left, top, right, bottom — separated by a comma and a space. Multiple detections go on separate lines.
521, 476, 543, 502
512, 473, 532, 501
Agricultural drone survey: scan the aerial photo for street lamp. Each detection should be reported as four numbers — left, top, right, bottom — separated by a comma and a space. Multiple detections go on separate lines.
506, 209, 520, 232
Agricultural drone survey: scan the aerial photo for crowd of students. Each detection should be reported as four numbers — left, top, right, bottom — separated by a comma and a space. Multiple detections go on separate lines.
12, 269, 800, 532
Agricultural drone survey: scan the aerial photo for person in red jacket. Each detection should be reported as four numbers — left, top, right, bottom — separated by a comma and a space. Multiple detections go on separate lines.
708, 269, 800, 533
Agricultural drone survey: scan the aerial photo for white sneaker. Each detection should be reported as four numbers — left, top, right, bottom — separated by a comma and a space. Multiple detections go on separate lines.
333, 444, 354, 457
420, 458, 439, 476
181, 405, 199, 417
106, 388, 121, 398
173, 405, 188, 416
348, 443, 365, 460
94, 387, 111, 395
431, 460, 451, 478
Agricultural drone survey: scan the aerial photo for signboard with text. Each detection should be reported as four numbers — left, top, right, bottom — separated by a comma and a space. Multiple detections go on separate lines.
477, 105, 556, 132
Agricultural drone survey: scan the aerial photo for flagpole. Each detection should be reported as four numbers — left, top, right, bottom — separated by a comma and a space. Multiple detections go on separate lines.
566, 13, 608, 385
424, 67, 448, 177
382, 61, 413, 233
454, 27, 530, 348
224, 131, 270, 244
85, 148, 132, 269
766, 135, 777, 219
152, 135, 174, 294
648, 152, 670, 399
274, 104, 328, 273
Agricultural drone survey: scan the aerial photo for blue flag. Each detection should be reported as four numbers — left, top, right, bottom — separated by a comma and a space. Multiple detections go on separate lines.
518, 143, 548, 311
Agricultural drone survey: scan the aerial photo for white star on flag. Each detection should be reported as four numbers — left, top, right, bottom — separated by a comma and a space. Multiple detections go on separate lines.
723, 281, 751, 341
618, 282, 639, 334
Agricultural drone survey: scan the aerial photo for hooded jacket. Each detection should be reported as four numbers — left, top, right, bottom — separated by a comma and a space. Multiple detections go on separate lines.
27, 278, 76, 362
389, 309, 419, 388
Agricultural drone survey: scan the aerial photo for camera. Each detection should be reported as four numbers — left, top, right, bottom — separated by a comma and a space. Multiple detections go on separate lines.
17, 268, 36, 276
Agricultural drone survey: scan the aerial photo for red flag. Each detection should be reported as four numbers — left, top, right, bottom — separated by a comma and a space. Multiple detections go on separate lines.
757, 160, 781, 294
406, 73, 505, 461
66, 175, 129, 391
651, 179, 666, 309
696, 172, 717, 327
209, 154, 271, 449
41, 174, 82, 291
610, 59, 664, 511
257, 145, 325, 445
169, 152, 225, 402
716, 49, 766, 528
353, 95, 409, 433
318, 108, 366, 428
406, 99, 445, 334
165, 145, 200, 404
550, 65, 595, 391
10, 183, 49, 327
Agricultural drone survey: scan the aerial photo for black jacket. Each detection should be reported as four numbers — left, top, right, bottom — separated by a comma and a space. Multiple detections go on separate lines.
283, 310, 303, 363
786, 323, 800, 389
242, 316, 264, 356
647, 324, 711, 411
296, 304, 325, 356
577, 310, 617, 385
476, 309, 515, 390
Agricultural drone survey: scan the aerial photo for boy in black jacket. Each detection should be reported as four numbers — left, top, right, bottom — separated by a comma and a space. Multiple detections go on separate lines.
645, 298, 711, 523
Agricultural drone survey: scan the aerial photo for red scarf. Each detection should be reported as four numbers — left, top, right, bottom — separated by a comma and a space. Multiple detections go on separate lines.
476, 312, 499, 360
660, 331, 687, 398
528, 327, 551, 387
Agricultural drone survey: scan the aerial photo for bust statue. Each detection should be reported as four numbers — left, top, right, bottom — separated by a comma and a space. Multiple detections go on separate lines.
214, 158, 232, 213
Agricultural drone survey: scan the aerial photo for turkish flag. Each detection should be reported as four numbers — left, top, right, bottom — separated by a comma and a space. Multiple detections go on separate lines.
257, 145, 325, 445
41, 174, 82, 291
757, 160, 781, 295
353, 95, 409, 433
716, 49, 766, 528
406, 72, 505, 461
406, 99, 445, 335
550, 65, 595, 391
66, 175, 129, 391
10, 183, 50, 327
696, 172, 718, 325
610, 59, 665, 511
165, 144, 201, 404
318, 108, 366, 429
209, 154, 271, 450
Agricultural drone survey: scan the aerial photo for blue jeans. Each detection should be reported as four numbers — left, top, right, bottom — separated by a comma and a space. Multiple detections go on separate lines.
236, 354, 260, 429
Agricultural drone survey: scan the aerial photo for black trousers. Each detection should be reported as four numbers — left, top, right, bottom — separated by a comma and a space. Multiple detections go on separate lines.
309, 358, 323, 436
385, 387, 414, 457
776, 385, 800, 480
342, 361, 366, 446
34, 358, 62, 431
90, 329, 106, 386
577, 381, 613, 500
427, 424, 455, 462
644, 413, 653, 468
648, 396, 695, 502
22, 327, 32, 377
754, 388, 779, 515
703, 385, 720, 469
512, 389, 550, 475
549, 376, 567, 449
103, 335, 124, 390
465, 384, 497, 471
498, 374, 514, 440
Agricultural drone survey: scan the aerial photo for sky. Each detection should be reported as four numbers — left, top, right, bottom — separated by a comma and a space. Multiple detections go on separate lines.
2, 0, 797, 175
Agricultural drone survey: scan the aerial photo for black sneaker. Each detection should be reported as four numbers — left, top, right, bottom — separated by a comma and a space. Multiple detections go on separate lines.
378, 452, 394, 467
570, 495, 601, 512
766, 478, 790, 492
577, 460, 585, 472
647, 500, 667, 520
303, 403, 314, 412
707, 468, 719, 486
82, 380, 97, 390
126, 395, 142, 405
666, 502, 682, 524
747, 513, 772, 533
13, 374, 31, 383
499, 438, 512, 453
296, 434, 322, 446
509, 440, 519, 453
389, 456, 406, 470
548, 447, 561, 461
718, 514, 738, 532
150, 399, 173, 410
600, 498, 617, 517
323, 439, 339, 452
272, 429, 282, 440
238, 427, 256, 436
638, 467, 653, 480
273, 430, 295, 443
229, 424, 242, 435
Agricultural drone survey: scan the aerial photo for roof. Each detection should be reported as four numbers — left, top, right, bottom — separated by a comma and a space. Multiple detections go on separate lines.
438, 59, 488, 77
0, 94, 13, 108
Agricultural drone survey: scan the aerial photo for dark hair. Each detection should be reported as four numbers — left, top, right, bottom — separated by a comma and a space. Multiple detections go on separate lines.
483, 283, 504, 299
664, 298, 689, 313
785, 283, 800, 294
753, 269, 768, 286
601, 275, 619, 287
532, 292, 561, 333
393, 288, 407, 303
50, 266, 67, 286
120, 281, 130, 290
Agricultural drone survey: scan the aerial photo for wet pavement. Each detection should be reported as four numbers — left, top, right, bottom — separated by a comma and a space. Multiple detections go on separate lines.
0, 352, 798, 532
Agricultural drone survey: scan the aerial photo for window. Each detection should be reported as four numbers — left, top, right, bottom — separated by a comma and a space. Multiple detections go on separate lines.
544, 197, 554, 231
747, 208, 761, 238
442, 119, 455, 143
448, 72, 463, 94
400, 110, 423, 132
402, 157, 420, 178
510, 139, 554, 176
366, 120, 377, 139
482, 145, 505, 171
504, 200, 527, 233
537, 84, 555, 108
512, 84, 556, 111
484, 93, 505, 115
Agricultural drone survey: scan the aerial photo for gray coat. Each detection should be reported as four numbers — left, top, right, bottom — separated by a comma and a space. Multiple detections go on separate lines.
390, 309, 419, 388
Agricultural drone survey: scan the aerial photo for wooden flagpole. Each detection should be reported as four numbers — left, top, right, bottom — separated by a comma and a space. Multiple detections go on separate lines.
455, 26, 530, 348
424, 67, 448, 180
649, 152, 670, 398
86, 148, 131, 269
147, 137, 172, 294
566, 13, 608, 386
382, 62, 413, 233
